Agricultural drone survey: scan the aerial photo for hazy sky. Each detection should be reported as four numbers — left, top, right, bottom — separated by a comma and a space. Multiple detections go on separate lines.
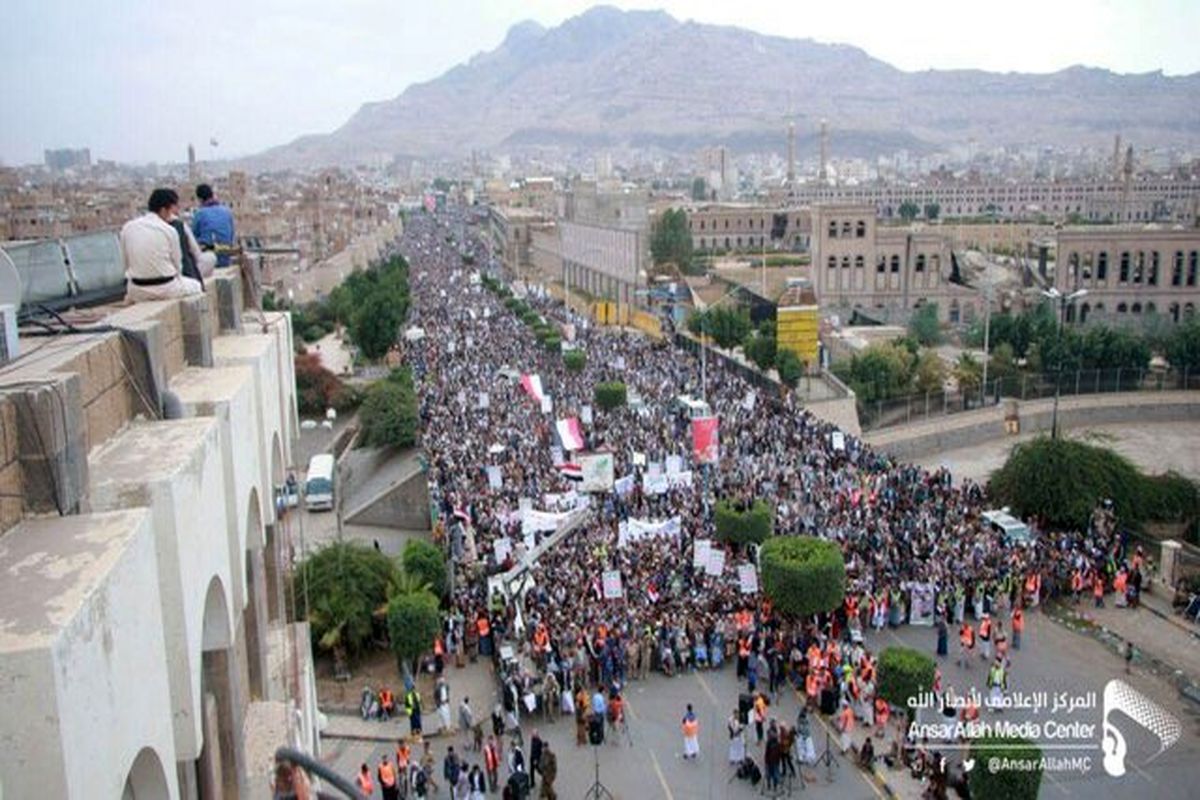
2, 0, 1197, 166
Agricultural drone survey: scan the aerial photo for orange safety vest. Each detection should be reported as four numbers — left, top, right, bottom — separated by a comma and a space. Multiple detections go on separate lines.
1012, 610, 1024, 633
357, 771, 374, 794
682, 718, 699, 737
379, 762, 396, 787
485, 744, 499, 771
963, 701, 980, 722
806, 672, 819, 698
1094, 576, 1104, 596
874, 697, 889, 724
960, 625, 975, 648
1114, 572, 1127, 592
1071, 571, 1084, 592
534, 626, 549, 651
477, 617, 490, 637
738, 637, 751, 658
434, 637, 445, 656
396, 745, 411, 769
979, 619, 991, 640
839, 706, 854, 732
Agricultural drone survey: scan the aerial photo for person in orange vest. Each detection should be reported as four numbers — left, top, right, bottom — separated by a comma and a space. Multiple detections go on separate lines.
978, 614, 993, 662
377, 754, 400, 800
736, 635, 752, 680
1026, 572, 1042, 608
873, 696, 890, 737
805, 667, 820, 708
837, 701, 855, 753
1093, 573, 1105, 608
958, 622, 975, 668
477, 614, 493, 658
1011, 606, 1025, 651
1113, 568, 1129, 608
483, 734, 501, 792
355, 763, 374, 797
395, 738, 411, 776
379, 687, 395, 721
681, 704, 701, 760
1071, 569, 1084, 604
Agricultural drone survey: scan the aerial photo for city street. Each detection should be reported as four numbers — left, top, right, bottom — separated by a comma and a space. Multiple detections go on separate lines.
319, 608, 1200, 799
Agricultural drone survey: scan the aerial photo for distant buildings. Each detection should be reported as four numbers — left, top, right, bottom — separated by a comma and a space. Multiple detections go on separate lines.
43, 147, 91, 171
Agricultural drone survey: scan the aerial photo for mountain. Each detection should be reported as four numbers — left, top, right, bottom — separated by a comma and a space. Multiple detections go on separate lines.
254, 5, 1200, 167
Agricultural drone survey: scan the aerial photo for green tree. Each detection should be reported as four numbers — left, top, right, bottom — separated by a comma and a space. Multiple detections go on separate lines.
358, 369, 419, 449
714, 499, 774, 545
776, 348, 805, 388
954, 352, 983, 396
594, 381, 628, 411
968, 735, 1043, 800
1166, 318, 1200, 372
350, 293, 404, 360
387, 588, 441, 678
760, 536, 846, 619
691, 177, 708, 201
743, 321, 778, 371
988, 342, 1018, 383
298, 541, 399, 671
924, 202, 940, 221
877, 647, 937, 720
402, 539, 448, 601
909, 303, 941, 346
898, 201, 920, 222
650, 208, 694, 267
690, 306, 751, 350
832, 341, 916, 404
563, 350, 587, 372
914, 351, 947, 394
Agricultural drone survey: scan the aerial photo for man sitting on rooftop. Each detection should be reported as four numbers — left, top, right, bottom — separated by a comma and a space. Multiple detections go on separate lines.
120, 188, 203, 302
192, 183, 236, 266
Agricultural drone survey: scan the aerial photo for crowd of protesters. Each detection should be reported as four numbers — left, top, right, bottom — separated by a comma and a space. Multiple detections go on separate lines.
387, 209, 1141, 797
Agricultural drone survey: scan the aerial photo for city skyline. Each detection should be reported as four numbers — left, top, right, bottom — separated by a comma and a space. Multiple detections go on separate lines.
2, 0, 1198, 166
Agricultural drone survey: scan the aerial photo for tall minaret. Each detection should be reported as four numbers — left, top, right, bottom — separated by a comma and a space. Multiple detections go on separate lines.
1121, 144, 1134, 221
818, 119, 829, 184
187, 143, 197, 182
786, 120, 796, 187
1111, 134, 1122, 180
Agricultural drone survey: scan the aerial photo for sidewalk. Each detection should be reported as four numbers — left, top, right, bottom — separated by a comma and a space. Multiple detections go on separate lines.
321, 659, 501, 743
1049, 588, 1200, 701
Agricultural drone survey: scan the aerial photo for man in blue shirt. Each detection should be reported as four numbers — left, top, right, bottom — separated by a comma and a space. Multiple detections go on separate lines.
192, 183, 236, 266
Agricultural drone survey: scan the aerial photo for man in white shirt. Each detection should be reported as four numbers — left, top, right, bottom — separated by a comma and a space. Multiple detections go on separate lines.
120, 188, 203, 302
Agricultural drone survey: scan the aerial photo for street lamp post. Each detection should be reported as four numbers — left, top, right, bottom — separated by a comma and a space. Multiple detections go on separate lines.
697, 284, 743, 404
1041, 287, 1088, 439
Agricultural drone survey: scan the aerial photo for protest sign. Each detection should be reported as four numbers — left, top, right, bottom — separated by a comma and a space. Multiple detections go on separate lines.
738, 564, 759, 594
602, 570, 624, 599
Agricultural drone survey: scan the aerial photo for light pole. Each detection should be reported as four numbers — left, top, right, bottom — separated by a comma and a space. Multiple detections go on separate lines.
697, 284, 743, 404
1041, 286, 1088, 439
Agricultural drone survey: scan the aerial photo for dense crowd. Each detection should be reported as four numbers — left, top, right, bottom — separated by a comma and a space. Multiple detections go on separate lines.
392, 209, 1136, 794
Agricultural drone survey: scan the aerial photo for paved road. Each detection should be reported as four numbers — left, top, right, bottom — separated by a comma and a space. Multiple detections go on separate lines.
919, 421, 1200, 484
317, 607, 1200, 799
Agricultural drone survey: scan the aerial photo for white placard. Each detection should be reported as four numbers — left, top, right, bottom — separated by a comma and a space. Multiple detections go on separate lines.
705, 548, 726, 577
551, 446, 564, 466
602, 570, 624, 599
632, 451, 646, 467
831, 431, 846, 451
478, 392, 490, 409
693, 539, 712, 569
486, 465, 503, 490
738, 564, 759, 594
666, 455, 684, 476
614, 474, 635, 496
581, 405, 593, 426
494, 537, 513, 563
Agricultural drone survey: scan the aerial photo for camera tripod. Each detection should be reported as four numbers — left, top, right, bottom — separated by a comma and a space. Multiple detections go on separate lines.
584, 744, 614, 800
816, 727, 840, 783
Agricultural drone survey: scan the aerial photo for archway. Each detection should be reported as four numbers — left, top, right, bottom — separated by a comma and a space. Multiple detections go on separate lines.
265, 434, 286, 625
198, 576, 239, 800
122, 747, 171, 800
243, 491, 266, 701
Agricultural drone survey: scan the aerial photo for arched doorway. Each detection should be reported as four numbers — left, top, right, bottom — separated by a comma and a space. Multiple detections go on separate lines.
198, 576, 239, 800
122, 747, 171, 800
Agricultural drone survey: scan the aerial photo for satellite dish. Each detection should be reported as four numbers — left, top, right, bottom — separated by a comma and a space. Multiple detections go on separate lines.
0, 247, 22, 307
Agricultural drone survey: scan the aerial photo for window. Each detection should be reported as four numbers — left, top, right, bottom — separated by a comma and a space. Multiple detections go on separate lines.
724, 237, 730, 249
1131, 302, 1142, 314
876, 257, 886, 274
1146, 302, 1156, 315
828, 255, 837, 270
841, 221, 852, 237
915, 254, 926, 272
1119, 251, 1130, 283
1187, 303, 1197, 319
1189, 251, 1198, 287
1117, 303, 1128, 314
1082, 252, 1093, 282
699, 220, 705, 230
736, 237, 742, 247
724, 219, 729, 229
1068, 252, 1079, 281
1172, 251, 1183, 286
699, 238, 706, 249
1097, 252, 1108, 281
841, 257, 851, 269
1149, 251, 1159, 285
828, 221, 837, 238
855, 221, 866, 238
890, 255, 900, 274
1170, 302, 1181, 323
854, 255, 864, 269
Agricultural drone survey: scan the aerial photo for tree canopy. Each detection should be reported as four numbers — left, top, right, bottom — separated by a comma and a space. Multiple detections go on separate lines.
832, 341, 916, 404
651, 208, 694, 267
968, 735, 1043, 800
387, 588, 441, 677
688, 306, 751, 350
358, 367, 419, 449
908, 303, 941, 346
402, 539, 448, 601
298, 541, 398, 664
877, 647, 937, 720
760, 536, 846, 618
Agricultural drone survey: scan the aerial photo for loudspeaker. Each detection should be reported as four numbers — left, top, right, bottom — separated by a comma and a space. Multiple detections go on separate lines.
738, 693, 753, 725
820, 689, 837, 716
588, 714, 605, 745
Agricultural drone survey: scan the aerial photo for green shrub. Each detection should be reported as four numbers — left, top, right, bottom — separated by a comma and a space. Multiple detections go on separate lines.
402, 539, 447, 600
714, 499, 773, 545
594, 381, 627, 411
776, 349, 804, 387
297, 541, 399, 661
563, 350, 586, 372
387, 588, 441, 677
968, 735, 1043, 800
877, 647, 937, 719
358, 369, 419, 449
543, 334, 562, 352
760, 536, 845, 618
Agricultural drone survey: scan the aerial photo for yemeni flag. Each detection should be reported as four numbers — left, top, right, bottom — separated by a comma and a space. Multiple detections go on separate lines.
557, 462, 583, 482
647, 583, 661, 604
556, 417, 585, 451
520, 374, 545, 404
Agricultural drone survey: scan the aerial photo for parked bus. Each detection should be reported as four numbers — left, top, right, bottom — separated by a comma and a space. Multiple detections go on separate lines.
304, 453, 336, 511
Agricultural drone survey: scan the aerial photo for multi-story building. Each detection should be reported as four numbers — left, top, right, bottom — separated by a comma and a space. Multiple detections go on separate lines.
686, 204, 811, 253
1054, 227, 1200, 324
811, 204, 981, 324
0, 263, 316, 798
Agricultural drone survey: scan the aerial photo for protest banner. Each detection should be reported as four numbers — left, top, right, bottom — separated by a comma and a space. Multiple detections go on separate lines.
738, 564, 759, 594
692, 417, 720, 464
693, 539, 712, 569
578, 452, 615, 492
602, 570, 624, 599
705, 548, 726, 577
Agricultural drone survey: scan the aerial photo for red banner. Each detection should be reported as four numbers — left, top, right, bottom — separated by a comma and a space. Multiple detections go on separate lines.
691, 417, 719, 464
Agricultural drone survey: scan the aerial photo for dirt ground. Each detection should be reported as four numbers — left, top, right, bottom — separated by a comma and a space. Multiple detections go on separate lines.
315, 649, 437, 713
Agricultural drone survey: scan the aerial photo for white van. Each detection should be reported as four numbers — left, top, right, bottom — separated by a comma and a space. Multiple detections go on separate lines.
304, 453, 336, 511
982, 508, 1033, 545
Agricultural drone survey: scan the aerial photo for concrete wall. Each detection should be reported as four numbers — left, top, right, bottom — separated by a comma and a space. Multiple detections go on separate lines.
866, 391, 1200, 462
